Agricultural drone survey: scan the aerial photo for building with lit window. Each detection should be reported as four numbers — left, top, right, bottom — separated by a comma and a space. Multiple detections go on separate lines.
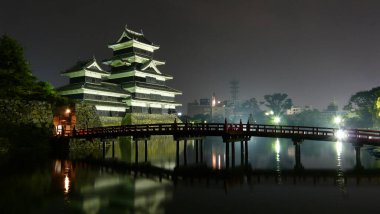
57, 58, 129, 117
57, 26, 182, 119
103, 26, 182, 114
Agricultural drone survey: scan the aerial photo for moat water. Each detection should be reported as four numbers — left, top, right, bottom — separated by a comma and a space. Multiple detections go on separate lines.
2, 137, 380, 213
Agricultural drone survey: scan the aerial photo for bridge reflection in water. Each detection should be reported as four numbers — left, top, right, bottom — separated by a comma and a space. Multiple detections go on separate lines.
55, 158, 380, 196
50, 132, 380, 213
60, 122, 380, 171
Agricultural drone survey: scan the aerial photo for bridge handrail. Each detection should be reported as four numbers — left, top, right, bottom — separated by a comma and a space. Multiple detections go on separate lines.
68, 123, 380, 143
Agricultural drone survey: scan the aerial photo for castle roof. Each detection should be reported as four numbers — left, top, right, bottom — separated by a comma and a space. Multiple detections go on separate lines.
122, 81, 182, 94
110, 26, 159, 48
62, 57, 110, 75
57, 82, 129, 96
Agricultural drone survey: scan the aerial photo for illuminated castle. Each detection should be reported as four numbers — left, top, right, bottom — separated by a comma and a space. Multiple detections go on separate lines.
57, 26, 182, 117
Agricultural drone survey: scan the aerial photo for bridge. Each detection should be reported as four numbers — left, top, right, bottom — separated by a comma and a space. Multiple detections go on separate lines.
67, 122, 380, 146
59, 122, 380, 169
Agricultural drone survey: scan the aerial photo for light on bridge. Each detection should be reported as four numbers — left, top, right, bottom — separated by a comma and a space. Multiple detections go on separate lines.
335, 129, 347, 141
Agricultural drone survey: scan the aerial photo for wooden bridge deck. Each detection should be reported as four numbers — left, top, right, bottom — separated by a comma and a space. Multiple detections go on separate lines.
63, 123, 380, 146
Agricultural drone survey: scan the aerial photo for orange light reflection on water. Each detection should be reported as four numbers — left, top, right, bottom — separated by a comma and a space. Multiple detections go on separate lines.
64, 175, 70, 194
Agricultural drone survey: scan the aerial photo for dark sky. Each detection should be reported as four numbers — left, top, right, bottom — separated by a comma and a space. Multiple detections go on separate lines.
2, 0, 380, 112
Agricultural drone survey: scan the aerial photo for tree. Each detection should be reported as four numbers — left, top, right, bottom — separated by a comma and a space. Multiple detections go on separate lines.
239, 98, 261, 113
236, 98, 264, 123
286, 109, 329, 127
0, 35, 35, 98
263, 93, 293, 115
0, 34, 58, 101
344, 86, 380, 128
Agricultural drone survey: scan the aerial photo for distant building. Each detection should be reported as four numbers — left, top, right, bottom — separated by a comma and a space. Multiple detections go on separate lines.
285, 105, 314, 115
187, 98, 211, 117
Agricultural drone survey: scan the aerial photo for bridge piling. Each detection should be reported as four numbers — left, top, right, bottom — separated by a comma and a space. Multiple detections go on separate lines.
102, 140, 106, 159
200, 139, 203, 163
144, 139, 148, 163
195, 139, 199, 163
231, 142, 235, 167
241, 141, 244, 165
354, 144, 363, 170
293, 139, 304, 170
135, 139, 138, 164
176, 140, 180, 166
244, 140, 248, 165
112, 140, 115, 159
184, 140, 187, 166
226, 142, 230, 168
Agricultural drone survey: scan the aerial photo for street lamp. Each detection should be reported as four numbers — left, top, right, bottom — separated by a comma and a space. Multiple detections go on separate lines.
273, 116, 281, 125
333, 116, 343, 126
335, 129, 347, 141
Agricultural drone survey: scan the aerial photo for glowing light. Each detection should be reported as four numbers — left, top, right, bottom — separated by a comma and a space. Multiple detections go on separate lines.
177, 112, 182, 116
335, 129, 347, 140
212, 97, 216, 107
265, 110, 275, 116
57, 125, 63, 135
217, 101, 221, 104
273, 116, 281, 124
333, 116, 343, 125
64, 175, 70, 193
335, 141, 343, 155
65, 108, 71, 114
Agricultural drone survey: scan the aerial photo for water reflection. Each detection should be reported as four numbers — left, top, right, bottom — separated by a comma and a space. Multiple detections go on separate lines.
53, 160, 74, 194
274, 138, 282, 184
212, 153, 223, 170
52, 160, 174, 213
335, 141, 347, 194
64, 175, 70, 194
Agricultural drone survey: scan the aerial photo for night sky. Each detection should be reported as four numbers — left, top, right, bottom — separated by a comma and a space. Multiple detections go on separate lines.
2, 0, 380, 112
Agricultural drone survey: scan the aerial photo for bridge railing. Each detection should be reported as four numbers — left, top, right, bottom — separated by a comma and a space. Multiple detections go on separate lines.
68, 123, 380, 143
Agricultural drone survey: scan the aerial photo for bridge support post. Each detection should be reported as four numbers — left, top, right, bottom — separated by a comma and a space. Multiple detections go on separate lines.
226, 142, 230, 168
112, 140, 115, 159
176, 140, 180, 166
184, 140, 187, 166
293, 139, 304, 170
195, 139, 199, 163
244, 140, 248, 166
144, 139, 148, 163
241, 141, 244, 165
102, 140, 106, 159
200, 139, 203, 163
231, 142, 235, 167
135, 139, 138, 164
354, 144, 363, 170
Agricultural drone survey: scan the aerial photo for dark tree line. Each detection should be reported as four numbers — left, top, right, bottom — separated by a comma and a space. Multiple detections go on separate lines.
0, 34, 62, 103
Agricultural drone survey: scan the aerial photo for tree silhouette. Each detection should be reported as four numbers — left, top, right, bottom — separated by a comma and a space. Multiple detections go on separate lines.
0, 34, 58, 101
263, 93, 293, 115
